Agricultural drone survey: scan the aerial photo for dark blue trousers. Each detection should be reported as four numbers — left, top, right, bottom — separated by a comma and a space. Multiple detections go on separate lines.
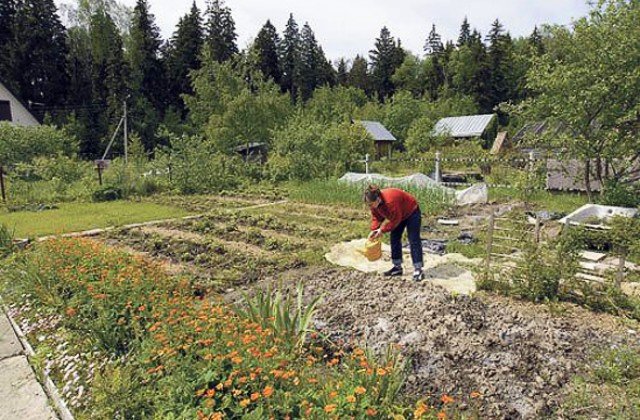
390, 208, 423, 270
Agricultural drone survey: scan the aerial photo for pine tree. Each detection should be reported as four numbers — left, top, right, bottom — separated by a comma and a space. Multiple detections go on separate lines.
336, 58, 349, 86
252, 20, 281, 84
369, 26, 404, 101
0, 0, 18, 90
128, 0, 165, 149
279, 13, 301, 99
457, 17, 471, 47
12, 0, 69, 108
204, 0, 238, 63
348, 54, 369, 94
165, 1, 203, 110
424, 24, 443, 55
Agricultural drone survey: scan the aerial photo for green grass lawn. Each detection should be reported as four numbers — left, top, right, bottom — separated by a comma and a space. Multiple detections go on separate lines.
0, 201, 190, 238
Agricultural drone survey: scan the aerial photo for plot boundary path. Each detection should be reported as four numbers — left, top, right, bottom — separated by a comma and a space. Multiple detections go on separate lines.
0, 304, 70, 420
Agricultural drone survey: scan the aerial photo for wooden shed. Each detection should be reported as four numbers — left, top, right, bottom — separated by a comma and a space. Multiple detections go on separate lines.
432, 114, 497, 147
355, 120, 396, 160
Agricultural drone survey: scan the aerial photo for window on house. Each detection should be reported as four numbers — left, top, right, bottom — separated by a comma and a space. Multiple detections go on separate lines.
0, 101, 11, 121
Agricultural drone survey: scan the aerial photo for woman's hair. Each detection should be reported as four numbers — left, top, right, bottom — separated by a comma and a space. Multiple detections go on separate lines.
363, 184, 382, 203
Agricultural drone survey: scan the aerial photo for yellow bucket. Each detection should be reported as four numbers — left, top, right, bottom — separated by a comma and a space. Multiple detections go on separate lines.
358, 238, 382, 261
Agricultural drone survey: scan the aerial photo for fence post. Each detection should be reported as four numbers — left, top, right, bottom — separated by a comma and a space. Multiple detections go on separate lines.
485, 211, 495, 273
96, 164, 103, 186
365, 153, 370, 174
435, 151, 442, 183
0, 165, 6, 203
528, 151, 535, 176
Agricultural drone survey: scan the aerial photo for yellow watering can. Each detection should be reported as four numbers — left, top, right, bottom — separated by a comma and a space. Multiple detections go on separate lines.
357, 238, 382, 262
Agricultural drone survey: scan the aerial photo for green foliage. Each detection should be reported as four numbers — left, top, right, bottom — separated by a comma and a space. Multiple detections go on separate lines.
511, 238, 579, 302
0, 123, 79, 165
560, 346, 640, 419
513, 0, 640, 197
0, 223, 15, 258
600, 180, 640, 208
236, 283, 321, 350
155, 133, 247, 194
92, 186, 123, 202
268, 118, 373, 181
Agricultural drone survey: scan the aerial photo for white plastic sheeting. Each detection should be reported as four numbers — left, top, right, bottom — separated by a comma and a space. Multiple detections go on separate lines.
338, 172, 488, 206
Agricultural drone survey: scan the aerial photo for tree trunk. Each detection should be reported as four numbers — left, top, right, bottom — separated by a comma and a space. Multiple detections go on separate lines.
584, 158, 593, 202
595, 155, 604, 195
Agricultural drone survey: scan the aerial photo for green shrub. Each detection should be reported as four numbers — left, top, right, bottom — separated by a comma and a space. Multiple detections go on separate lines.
0, 223, 15, 258
601, 180, 640, 208
92, 187, 123, 202
0, 122, 79, 165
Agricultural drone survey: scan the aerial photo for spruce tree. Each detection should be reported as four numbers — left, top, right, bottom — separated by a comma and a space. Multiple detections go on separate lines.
348, 55, 370, 95
457, 17, 471, 47
12, 0, 69, 108
485, 19, 512, 111
528, 26, 545, 56
279, 13, 301, 99
369, 26, 404, 101
336, 58, 349, 86
166, 1, 203, 110
128, 0, 165, 149
252, 20, 281, 84
204, 0, 238, 63
298, 22, 333, 100
424, 24, 444, 55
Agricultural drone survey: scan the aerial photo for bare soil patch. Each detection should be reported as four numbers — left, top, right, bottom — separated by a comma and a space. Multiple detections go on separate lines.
229, 267, 640, 419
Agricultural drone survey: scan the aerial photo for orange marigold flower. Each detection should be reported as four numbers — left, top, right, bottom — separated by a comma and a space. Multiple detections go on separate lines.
365, 408, 377, 416
65, 307, 77, 316
324, 404, 337, 413
376, 368, 387, 376
470, 391, 481, 399
441, 394, 454, 404
239, 399, 251, 408
206, 389, 216, 398
354, 386, 366, 395
216, 383, 224, 391
231, 356, 243, 364
250, 392, 260, 401
262, 386, 274, 398
437, 411, 447, 420
346, 395, 356, 403
414, 402, 428, 418
328, 391, 338, 399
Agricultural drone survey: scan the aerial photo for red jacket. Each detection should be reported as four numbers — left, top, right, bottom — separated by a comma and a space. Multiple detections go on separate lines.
370, 188, 419, 233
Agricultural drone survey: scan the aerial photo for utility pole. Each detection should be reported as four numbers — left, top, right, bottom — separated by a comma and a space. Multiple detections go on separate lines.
123, 99, 128, 165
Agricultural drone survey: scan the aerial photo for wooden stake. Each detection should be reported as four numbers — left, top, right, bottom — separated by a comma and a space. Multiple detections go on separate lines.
486, 211, 495, 273
0, 165, 6, 202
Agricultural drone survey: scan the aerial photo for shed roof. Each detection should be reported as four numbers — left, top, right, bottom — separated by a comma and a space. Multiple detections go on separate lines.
357, 120, 397, 141
433, 114, 495, 138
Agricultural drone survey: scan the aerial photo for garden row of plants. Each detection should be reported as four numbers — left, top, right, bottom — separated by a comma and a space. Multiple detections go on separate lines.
1, 237, 468, 419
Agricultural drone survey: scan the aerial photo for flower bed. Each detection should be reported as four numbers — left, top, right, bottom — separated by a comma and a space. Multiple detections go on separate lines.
1, 238, 454, 418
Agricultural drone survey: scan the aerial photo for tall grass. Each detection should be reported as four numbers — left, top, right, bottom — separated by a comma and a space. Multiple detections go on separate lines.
286, 179, 454, 216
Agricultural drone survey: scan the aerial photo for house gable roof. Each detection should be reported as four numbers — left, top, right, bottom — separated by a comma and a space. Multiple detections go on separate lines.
0, 79, 40, 126
356, 120, 397, 141
433, 114, 495, 138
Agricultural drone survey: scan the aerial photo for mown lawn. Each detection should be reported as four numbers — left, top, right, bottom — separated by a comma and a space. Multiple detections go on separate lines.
0, 201, 190, 238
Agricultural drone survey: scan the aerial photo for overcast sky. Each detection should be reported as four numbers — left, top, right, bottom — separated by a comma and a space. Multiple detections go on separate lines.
57, 0, 591, 61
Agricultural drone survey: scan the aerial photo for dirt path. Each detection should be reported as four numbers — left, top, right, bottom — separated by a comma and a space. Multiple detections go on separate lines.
229, 267, 640, 419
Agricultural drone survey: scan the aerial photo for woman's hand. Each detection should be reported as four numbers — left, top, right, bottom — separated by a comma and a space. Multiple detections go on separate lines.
369, 228, 382, 240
